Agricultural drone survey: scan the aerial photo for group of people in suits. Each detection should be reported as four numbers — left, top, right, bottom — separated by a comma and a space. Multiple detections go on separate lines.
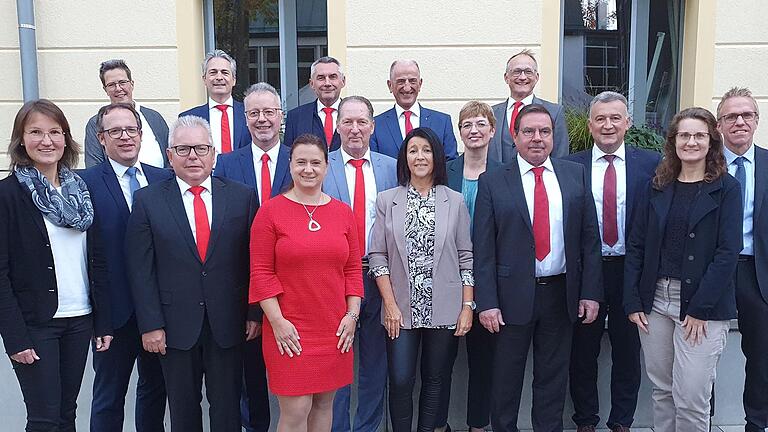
1, 43, 767, 432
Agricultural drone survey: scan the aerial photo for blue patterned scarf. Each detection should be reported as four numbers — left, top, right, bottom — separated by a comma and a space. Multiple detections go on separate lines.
14, 165, 94, 232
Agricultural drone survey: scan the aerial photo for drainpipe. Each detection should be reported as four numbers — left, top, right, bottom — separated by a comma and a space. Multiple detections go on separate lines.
16, 0, 39, 101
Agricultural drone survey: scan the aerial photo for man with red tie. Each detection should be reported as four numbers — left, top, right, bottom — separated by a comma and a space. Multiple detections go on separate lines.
473, 104, 603, 432
566, 92, 661, 432
283, 56, 346, 150
179, 50, 251, 155
127, 116, 260, 432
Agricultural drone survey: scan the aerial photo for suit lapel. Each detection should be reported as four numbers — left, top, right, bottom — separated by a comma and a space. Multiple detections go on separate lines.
625, 147, 638, 225
447, 155, 464, 192
205, 178, 228, 261
238, 145, 258, 190
101, 162, 130, 217
491, 102, 507, 161
433, 186, 450, 270
272, 146, 290, 197
330, 152, 351, 204
650, 184, 674, 236
386, 109, 403, 144
419, 105, 431, 130
233, 101, 246, 148
505, 159, 533, 234
371, 154, 386, 193
754, 146, 767, 221
688, 180, 721, 230
15, 180, 49, 243
391, 187, 410, 273
164, 180, 201, 263
552, 159, 572, 234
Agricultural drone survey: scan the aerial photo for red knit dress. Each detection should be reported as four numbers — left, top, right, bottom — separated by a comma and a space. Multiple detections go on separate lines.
249, 195, 363, 396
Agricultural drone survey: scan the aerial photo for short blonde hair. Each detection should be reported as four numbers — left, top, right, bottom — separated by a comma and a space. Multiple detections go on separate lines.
505, 49, 538, 72
458, 101, 496, 129
716, 87, 759, 118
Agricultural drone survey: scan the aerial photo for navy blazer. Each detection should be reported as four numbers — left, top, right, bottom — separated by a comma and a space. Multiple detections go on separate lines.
370, 105, 458, 160
80, 161, 172, 330
752, 146, 768, 303
473, 158, 603, 324
213, 144, 292, 201
446, 154, 502, 194
283, 99, 342, 150
624, 175, 743, 321
179, 100, 251, 150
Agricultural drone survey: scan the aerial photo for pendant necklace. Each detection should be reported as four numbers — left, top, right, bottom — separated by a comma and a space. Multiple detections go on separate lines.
300, 194, 322, 232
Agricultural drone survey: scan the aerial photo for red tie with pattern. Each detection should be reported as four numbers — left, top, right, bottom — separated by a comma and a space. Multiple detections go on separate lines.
260, 153, 272, 204
602, 154, 618, 246
215, 104, 232, 153
322, 107, 335, 147
509, 101, 523, 138
189, 186, 210, 262
348, 159, 367, 255
531, 166, 550, 261
404, 110, 414, 135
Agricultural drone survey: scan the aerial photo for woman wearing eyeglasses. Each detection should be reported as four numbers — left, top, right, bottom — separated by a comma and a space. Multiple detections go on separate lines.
0, 99, 112, 431
624, 107, 742, 431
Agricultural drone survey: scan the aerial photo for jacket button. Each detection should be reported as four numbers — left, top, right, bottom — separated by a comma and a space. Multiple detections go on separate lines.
199, 302, 205, 306
685, 278, 692, 284
202, 271, 207, 277
45, 243, 50, 247
689, 233, 695, 238
688, 255, 694, 261
47, 266, 53, 270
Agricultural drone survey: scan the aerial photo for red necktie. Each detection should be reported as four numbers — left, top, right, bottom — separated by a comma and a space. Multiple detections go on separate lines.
602, 154, 618, 246
322, 107, 335, 147
531, 166, 550, 261
509, 101, 523, 138
348, 159, 367, 255
215, 104, 232, 153
189, 186, 210, 262
404, 110, 414, 135
260, 153, 272, 204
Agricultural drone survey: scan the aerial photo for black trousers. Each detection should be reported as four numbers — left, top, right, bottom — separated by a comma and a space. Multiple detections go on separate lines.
241, 335, 270, 432
569, 257, 641, 428
490, 278, 572, 432
736, 257, 768, 432
11, 314, 93, 432
387, 327, 458, 432
160, 315, 243, 432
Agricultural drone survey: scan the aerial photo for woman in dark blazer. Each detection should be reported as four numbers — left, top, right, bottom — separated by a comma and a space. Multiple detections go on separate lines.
0, 99, 112, 431
624, 107, 742, 432
368, 127, 474, 432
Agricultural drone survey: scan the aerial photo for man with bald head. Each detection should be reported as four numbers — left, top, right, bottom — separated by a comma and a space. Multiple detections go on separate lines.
369, 59, 458, 160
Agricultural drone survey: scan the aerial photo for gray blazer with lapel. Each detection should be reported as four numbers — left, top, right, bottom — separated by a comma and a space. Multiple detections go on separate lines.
323, 149, 399, 205
368, 185, 473, 328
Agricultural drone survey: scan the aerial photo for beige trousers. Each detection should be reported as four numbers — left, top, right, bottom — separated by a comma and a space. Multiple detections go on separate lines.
638, 277, 730, 432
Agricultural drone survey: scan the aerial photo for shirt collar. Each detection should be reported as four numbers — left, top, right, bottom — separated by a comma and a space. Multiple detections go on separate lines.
724, 143, 755, 165
591, 142, 626, 163
517, 153, 554, 176
176, 176, 213, 195
108, 157, 142, 178
133, 101, 143, 112
252, 141, 281, 162
507, 94, 535, 111
316, 98, 341, 115
395, 103, 420, 118
208, 97, 234, 109
341, 147, 371, 165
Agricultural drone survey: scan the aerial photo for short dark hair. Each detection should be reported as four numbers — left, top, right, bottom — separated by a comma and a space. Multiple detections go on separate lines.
290, 133, 328, 163
396, 127, 448, 187
99, 59, 132, 86
514, 103, 554, 133
95, 103, 142, 132
8, 99, 80, 171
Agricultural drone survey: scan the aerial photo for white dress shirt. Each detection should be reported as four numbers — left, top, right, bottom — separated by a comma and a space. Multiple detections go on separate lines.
134, 102, 165, 168
208, 97, 235, 154
44, 216, 91, 318
591, 143, 627, 256
341, 148, 378, 255
108, 158, 149, 210
725, 143, 755, 255
251, 142, 281, 204
506, 94, 535, 130
176, 176, 213, 243
317, 98, 341, 132
395, 103, 421, 139
517, 155, 566, 276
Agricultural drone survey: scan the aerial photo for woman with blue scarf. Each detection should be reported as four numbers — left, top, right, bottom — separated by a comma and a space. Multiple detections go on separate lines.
0, 99, 112, 431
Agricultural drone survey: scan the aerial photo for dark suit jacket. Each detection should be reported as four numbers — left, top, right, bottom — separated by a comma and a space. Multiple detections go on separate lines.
624, 175, 743, 321
179, 100, 251, 150
213, 144, 292, 201
0, 175, 111, 355
85, 105, 170, 168
370, 105, 458, 160
488, 97, 569, 162
126, 176, 259, 350
446, 154, 502, 194
752, 146, 768, 303
473, 157, 603, 324
283, 99, 341, 150
79, 161, 172, 330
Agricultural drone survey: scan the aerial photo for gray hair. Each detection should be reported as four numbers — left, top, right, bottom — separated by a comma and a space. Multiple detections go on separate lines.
717, 86, 759, 117
389, 59, 421, 80
506, 49, 538, 72
310, 56, 344, 79
244, 82, 282, 109
202, 49, 237, 79
589, 91, 629, 117
169, 115, 213, 148
338, 95, 375, 121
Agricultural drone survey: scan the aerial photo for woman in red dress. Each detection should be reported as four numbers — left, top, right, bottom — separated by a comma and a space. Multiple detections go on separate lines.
249, 133, 364, 432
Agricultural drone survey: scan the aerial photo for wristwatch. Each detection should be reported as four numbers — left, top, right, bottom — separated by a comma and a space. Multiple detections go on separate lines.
462, 301, 477, 311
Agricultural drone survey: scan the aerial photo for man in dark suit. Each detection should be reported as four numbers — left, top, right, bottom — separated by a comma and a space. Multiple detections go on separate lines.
717, 87, 768, 432
85, 59, 170, 168
474, 104, 603, 432
323, 96, 398, 432
566, 92, 661, 432
214, 82, 290, 432
127, 116, 260, 432
369, 59, 458, 160
284, 56, 345, 150
179, 49, 250, 154
81, 103, 171, 432
488, 49, 570, 162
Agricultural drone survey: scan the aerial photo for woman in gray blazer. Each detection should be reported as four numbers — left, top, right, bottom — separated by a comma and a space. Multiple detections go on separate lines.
368, 127, 474, 432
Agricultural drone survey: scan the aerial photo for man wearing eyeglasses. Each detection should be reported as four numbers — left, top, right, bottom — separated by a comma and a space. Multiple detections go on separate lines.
717, 87, 768, 432
80, 103, 172, 432
473, 104, 602, 432
488, 50, 570, 163
85, 59, 170, 168
127, 115, 260, 432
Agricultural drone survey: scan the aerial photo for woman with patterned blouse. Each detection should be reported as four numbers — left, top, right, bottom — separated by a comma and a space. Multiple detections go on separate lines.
368, 127, 474, 432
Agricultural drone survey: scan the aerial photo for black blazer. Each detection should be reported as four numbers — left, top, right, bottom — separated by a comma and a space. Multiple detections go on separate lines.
446, 154, 502, 194
624, 175, 743, 321
473, 157, 603, 324
0, 175, 111, 355
750, 146, 768, 303
126, 176, 259, 350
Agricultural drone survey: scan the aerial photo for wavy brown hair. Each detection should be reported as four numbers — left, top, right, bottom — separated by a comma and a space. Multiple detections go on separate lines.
653, 107, 727, 189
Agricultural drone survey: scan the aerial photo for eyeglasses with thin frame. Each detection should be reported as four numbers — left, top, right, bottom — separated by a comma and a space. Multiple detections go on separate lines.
509, 68, 537, 78
25, 129, 66, 143
101, 127, 141, 139
246, 108, 282, 119
519, 127, 552, 138
460, 120, 491, 131
718, 111, 758, 125
676, 131, 710, 143
104, 80, 132, 91
170, 144, 213, 157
